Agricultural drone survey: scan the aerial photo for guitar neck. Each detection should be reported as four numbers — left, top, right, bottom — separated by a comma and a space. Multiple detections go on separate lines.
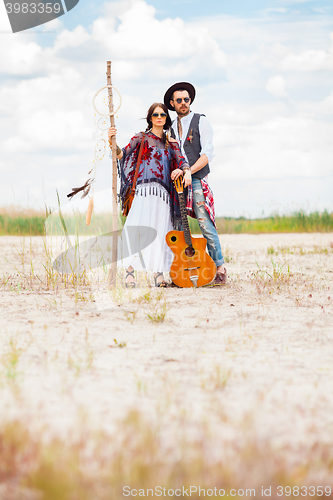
178, 191, 192, 247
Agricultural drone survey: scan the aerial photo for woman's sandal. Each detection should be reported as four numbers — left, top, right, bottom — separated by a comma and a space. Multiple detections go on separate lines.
154, 272, 168, 288
125, 269, 136, 288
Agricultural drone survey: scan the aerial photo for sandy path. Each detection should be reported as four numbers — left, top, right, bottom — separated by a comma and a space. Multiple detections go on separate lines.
0, 233, 332, 484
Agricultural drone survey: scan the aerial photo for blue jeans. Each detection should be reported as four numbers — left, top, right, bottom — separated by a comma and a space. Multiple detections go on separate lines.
191, 177, 224, 267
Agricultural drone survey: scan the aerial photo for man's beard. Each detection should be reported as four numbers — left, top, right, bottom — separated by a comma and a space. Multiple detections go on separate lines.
179, 107, 190, 116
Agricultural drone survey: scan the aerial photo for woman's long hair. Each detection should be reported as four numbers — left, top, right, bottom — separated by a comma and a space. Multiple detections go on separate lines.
145, 102, 172, 149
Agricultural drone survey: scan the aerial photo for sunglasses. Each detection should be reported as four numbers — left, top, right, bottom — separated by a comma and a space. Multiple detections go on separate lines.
152, 112, 167, 117
173, 97, 190, 104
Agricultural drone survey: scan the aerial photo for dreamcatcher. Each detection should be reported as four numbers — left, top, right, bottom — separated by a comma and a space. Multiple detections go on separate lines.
67, 82, 122, 221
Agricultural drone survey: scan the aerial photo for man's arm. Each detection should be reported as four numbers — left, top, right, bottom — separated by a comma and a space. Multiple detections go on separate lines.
190, 153, 209, 174
189, 115, 214, 174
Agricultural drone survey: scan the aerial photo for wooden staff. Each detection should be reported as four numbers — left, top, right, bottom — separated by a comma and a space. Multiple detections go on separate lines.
107, 61, 118, 286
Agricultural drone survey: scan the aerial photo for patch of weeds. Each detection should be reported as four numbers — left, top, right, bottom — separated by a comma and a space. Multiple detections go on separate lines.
86, 347, 94, 369
147, 301, 169, 323
295, 295, 305, 307
109, 338, 127, 348
136, 378, 148, 395
310, 244, 333, 255
223, 246, 233, 263
67, 354, 82, 377
124, 310, 138, 323
110, 283, 128, 305
271, 259, 290, 281
268, 245, 296, 256
155, 290, 164, 301
134, 290, 152, 304
74, 291, 88, 305
251, 260, 291, 294
1, 273, 10, 288
67, 347, 94, 376
202, 365, 231, 391
10, 283, 23, 294
1, 339, 23, 381
46, 297, 58, 308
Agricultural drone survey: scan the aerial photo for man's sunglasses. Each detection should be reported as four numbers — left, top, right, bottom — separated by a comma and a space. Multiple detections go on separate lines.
173, 97, 190, 104
152, 112, 167, 117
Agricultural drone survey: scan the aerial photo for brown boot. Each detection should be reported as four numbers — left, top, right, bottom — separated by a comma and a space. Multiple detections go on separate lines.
213, 267, 227, 285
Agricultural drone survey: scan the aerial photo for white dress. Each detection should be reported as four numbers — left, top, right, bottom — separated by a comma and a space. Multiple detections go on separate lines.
119, 183, 173, 272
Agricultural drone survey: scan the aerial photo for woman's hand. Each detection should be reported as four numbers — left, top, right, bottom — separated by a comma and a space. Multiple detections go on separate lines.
108, 127, 123, 159
171, 168, 183, 181
108, 127, 117, 140
171, 169, 192, 186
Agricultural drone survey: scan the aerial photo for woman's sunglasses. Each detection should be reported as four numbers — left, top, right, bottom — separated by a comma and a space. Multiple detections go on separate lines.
152, 112, 167, 118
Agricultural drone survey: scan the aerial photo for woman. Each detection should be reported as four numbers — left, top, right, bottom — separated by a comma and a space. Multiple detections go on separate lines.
109, 103, 191, 286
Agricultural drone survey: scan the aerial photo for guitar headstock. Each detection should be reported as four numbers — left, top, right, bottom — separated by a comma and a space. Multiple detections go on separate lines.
174, 176, 184, 193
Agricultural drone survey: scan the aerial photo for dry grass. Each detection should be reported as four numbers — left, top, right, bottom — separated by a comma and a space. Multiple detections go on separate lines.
0, 412, 332, 500
0, 205, 46, 218
268, 243, 333, 256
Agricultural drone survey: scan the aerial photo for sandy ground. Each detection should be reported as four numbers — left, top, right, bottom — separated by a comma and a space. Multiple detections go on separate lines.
0, 233, 333, 486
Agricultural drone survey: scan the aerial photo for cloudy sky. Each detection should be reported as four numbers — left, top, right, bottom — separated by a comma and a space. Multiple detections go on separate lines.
0, 0, 332, 217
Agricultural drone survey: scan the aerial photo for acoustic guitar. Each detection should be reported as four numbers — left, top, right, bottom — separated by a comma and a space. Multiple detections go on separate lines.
165, 176, 216, 287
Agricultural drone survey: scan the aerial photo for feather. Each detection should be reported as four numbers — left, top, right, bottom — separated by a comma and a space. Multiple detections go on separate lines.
86, 197, 94, 226
81, 184, 91, 199
67, 178, 93, 200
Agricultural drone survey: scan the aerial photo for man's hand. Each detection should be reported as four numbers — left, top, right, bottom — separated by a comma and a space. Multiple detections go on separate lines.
183, 170, 192, 187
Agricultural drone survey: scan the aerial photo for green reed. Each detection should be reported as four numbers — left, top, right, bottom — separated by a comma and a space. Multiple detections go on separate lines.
1, 208, 333, 235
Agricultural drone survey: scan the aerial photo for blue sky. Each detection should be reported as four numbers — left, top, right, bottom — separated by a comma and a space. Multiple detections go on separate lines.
0, 0, 332, 217
59, 0, 333, 29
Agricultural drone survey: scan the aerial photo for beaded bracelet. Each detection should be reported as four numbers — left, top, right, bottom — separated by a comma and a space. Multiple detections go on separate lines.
109, 140, 122, 156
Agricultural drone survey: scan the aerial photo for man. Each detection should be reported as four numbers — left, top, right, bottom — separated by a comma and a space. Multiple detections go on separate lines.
164, 82, 227, 285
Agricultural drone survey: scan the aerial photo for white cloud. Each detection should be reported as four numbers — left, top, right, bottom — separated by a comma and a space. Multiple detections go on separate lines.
0, 0, 11, 31
263, 8, 288, 14
54, 26, 90, 50
0, 35, 43, 74
268, 33, 333, 72
92, 0, 226, 68
0, 67, 93, 153
280, 48, 333, 71
266, 75, 288, 98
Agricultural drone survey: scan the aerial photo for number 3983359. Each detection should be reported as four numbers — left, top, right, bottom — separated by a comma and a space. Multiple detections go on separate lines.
5, 3, 61, 14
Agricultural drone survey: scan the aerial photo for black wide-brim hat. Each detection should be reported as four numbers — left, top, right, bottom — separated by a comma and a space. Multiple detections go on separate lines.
164, 82, 196, 111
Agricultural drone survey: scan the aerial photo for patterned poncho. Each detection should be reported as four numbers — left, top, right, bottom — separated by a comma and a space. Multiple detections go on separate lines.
119, 131, 189, 225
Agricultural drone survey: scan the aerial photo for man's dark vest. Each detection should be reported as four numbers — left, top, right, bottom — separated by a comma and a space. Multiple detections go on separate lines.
172, 113, 210, 179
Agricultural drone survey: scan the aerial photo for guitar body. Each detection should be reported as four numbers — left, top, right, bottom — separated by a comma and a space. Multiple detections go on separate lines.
166, 230, 216, 288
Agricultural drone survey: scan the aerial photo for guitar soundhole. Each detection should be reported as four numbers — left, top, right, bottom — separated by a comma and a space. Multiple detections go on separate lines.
185, 246, 195, 257
171, 235, 177, 242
